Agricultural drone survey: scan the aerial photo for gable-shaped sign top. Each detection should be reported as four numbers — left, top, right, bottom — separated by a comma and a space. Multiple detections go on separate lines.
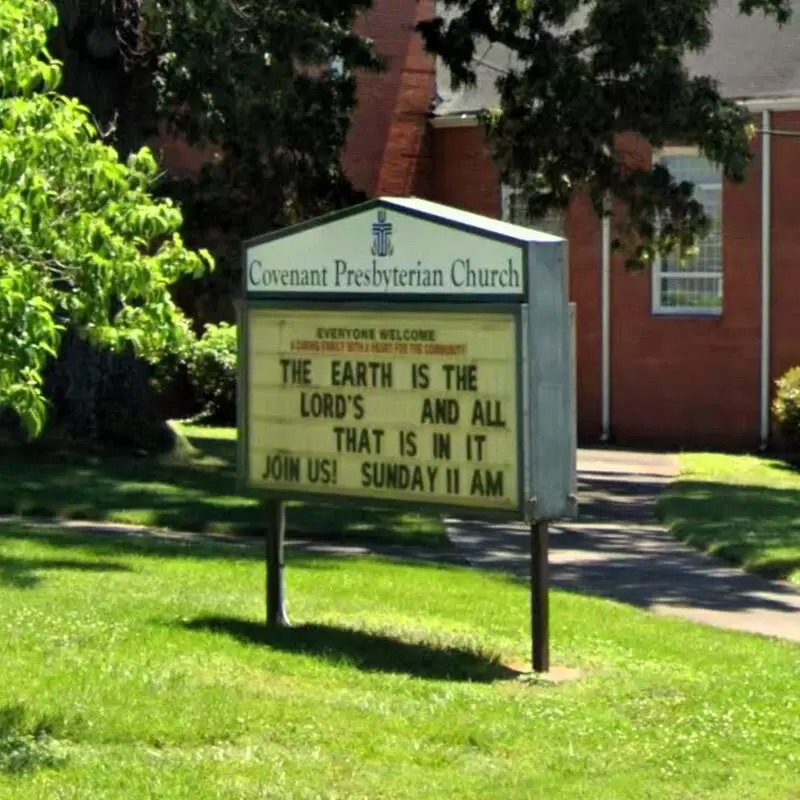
244, 196, 561, 299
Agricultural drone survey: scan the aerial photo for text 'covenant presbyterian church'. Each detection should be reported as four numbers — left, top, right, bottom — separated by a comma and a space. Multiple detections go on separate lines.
247, 257, 522, 292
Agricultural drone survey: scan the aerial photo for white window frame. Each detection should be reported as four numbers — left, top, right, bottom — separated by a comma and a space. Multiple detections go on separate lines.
652, 146, 724, 317
501, 184, 566, 237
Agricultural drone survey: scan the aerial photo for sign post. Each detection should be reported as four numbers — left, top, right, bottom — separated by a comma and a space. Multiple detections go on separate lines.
239, 196, 576, 669
265, 499, 290, 627
531, 520, 550, 673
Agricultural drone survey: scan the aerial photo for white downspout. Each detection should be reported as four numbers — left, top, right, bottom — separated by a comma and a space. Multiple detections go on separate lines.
760, 109, 772, 450
601, 213, 611, 441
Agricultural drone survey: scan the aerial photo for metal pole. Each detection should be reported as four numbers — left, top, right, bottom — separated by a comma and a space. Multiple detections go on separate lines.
265, 499, 290, 627
601, 213, 611, 442
759, 108, 772, 450
531, 519, 550, 673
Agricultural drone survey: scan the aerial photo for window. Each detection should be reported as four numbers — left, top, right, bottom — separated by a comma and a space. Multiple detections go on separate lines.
501, 184, 565, 237
653, 150, 723, 315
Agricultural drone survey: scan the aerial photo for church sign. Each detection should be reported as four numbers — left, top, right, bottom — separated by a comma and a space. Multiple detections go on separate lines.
240, 196, 576, 671
240, 196, 575, 521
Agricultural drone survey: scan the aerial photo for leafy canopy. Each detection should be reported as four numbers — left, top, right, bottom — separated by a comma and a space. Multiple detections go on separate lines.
150, 0, 380, 312
418, 0, 793, 267
0, 0, 212, 434
51, 0, 380, 319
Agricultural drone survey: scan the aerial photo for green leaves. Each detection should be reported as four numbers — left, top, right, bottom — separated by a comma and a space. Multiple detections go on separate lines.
126, 0, 378, 316
45, 0, 377, 329
419, 0, 791, 268
740, 0, 793, 24
0, 0, 59, 97
145, 0, 379, 152
0, 0, 213, 436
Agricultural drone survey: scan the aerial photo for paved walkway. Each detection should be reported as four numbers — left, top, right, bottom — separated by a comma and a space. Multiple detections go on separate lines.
447, 449, 800, 643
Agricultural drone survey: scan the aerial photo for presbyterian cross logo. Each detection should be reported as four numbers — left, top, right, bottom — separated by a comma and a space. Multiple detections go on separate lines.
371, 210, 394, 257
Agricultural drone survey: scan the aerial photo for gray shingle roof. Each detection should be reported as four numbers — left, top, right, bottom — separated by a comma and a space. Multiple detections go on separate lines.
434, 0, 800, 117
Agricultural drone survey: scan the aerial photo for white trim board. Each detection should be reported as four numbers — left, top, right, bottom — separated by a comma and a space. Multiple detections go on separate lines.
742, 97, 800, 112
430, 97, 800, 130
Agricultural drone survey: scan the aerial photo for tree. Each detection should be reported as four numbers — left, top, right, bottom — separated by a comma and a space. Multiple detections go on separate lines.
50, 0, 158, 158
418, 0, 792, 268
51, 0, 381, 322
0, 0, 211, 436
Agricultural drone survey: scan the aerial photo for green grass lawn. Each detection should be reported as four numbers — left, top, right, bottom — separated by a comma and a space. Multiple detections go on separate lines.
659, 453, 800, 586
0, 524, 798, 799
0, 425, 445, 548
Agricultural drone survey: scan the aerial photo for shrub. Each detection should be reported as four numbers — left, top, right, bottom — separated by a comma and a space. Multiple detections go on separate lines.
187, 322, 238, 425
149, 347, 199, 422
773, 367, 800, 453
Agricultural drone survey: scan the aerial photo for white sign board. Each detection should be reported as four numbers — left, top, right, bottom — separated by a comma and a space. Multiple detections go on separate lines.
245, 197, 559, 297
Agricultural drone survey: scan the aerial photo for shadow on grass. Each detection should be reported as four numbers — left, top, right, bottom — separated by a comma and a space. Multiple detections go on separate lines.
0, 524, 261, 564
0, 554, 131, 589
0, 524, 459, 574
0, 704, 70, 775
181, 615, 516, 683
659, 479, 800, 583
182, 432, 236, 464
0, 440, 446, 547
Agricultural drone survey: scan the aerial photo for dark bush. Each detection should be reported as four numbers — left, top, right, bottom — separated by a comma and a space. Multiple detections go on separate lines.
150, 352, 201, 422
0, 329, 179, 453
773, 367, 800, 454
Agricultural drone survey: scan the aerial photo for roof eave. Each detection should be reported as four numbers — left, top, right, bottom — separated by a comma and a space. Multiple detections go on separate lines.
739, 95, 800, 112
430, 94, 800, 129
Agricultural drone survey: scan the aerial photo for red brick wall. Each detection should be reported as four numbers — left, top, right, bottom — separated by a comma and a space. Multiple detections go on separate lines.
769, 111, 800, 401
427, 125, 500, 216
608, 132, 763, 449
343, 0, 435, 197
567, 192, 604, 441
152, 130, 218, 176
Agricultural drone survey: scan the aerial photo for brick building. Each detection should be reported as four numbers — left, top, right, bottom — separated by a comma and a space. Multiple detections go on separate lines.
339, 0, 800, 450
157, 0, 800, 449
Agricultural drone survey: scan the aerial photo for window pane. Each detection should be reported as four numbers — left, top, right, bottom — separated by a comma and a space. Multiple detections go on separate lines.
656, 154, 723, 312
659, 276, 722, 311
